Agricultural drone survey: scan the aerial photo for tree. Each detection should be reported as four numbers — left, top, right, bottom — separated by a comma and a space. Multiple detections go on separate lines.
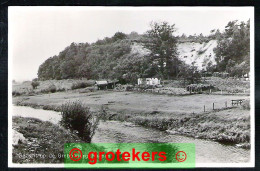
31, 81, 40, 89
215, 29, 222, 40
37, 57, 55, 80
225, 20, 238, 38
112, 32, 127, 42
178, 62, 201, 86
60, 59, 77, 79
181, 33, 187, 39
77, 63, 92, 79
206, 61, 216, 73
128, 31, 139, 40
213, 20, 250, 74
144, 21, 179, 79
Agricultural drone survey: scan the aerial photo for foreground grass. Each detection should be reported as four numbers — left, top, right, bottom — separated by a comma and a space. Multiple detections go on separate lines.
12, 116, 83, 163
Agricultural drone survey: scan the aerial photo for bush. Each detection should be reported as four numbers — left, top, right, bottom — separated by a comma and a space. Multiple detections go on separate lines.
31, 81, 40, 89
40, 84, 57, 94
49, 84, 56, 93
60, 101, 100, 142
241, 100, 250, 110
57, 88, 65, 92
197, 49, 206, 55
12, 90, 21, 96
71, 82, 90, 90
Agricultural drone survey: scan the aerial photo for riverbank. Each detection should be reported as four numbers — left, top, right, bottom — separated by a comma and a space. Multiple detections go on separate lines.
12, 116, 83, 163
12, 107, 251, 164
100, 108, 250, 148
13, 90, 251, 148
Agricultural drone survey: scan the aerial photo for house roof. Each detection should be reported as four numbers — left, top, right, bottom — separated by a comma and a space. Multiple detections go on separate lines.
107, 80, 119, 84
96, 81, 108, 85
95, 80, 119, 85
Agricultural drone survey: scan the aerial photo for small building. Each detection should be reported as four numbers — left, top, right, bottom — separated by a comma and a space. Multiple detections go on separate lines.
95, 80, 119, 90
107, 80, 119, 89
138, 78, 160, 86
95, 81, 108, 90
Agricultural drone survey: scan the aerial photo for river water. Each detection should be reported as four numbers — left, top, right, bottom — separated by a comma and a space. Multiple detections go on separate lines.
12, 105, 250, 164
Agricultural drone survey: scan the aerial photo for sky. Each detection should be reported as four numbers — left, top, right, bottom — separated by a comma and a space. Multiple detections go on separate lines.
9, 7, 254, 82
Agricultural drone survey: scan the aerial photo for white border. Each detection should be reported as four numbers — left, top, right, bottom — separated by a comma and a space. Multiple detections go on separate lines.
8, 6, 255, 168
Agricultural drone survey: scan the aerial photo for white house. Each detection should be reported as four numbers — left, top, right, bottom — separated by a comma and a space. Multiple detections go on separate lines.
138, 78, 160, 86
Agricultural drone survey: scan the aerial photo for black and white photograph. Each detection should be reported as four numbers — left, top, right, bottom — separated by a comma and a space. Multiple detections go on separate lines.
8, 7, 254, 167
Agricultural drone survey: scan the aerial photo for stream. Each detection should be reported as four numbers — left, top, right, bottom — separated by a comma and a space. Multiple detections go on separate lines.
12, 105, 250, 164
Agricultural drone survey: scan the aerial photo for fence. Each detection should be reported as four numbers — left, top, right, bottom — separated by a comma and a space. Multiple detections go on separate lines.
202, 100, 240, 113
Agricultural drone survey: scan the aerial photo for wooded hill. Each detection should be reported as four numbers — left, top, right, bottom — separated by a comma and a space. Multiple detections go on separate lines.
37, 20, 250, 83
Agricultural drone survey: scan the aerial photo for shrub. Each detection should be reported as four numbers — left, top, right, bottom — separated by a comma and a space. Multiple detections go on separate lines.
40, 84, 57, 94
49, 84, 56, 93
71, 82, 90, 90
197, 49, 206, 55
60, 101, 100, 142
12, 91, 21, 96
57, 88, 65, 92
241, 100, 250, 110
31, 81, 40, 89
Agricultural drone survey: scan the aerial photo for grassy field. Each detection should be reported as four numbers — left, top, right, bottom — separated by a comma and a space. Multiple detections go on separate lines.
14, 90, 250, 114
13, 88, 251, 147
12, 116, 83, 163
205, 77, 250, 93
12, 77, 250, 96
12, 79, 95, 96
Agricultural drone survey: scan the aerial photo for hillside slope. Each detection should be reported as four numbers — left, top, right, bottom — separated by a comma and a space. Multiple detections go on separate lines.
177, 40, 217, 70
131, 40, 217, 71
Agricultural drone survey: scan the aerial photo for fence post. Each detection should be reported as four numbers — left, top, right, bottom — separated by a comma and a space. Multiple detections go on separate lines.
204, 105, 205, 112
213, 103, 214, 110
225, 101, 227, 108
